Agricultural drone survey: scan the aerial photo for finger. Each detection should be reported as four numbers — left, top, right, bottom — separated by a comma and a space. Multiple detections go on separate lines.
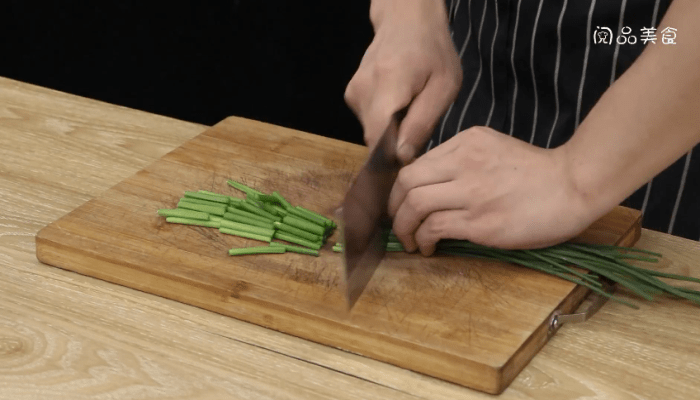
391, 182, 468, 253
344, 42, 378, 118
344, 69, 371, 122
420, 129, 461, 160
395, 73, 460, 164
414, 209, 471, 256
388, 155, 455, 217
363, 75, 421, 151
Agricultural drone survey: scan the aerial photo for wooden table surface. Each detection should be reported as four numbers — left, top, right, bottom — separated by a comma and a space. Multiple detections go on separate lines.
1, 76, 699, 399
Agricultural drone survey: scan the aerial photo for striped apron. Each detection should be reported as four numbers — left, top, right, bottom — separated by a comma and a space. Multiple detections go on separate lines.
428, 0, 700, 240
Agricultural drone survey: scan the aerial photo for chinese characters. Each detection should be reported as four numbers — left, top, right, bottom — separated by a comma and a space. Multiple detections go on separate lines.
594, 26, 677, 45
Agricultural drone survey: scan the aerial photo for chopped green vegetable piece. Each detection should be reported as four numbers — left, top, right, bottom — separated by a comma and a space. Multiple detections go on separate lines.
158, 208, 209, 220
246, 194, 263, 205
262, 203, 281, 216
184, 191, 229, 204
166, 217, 220, 228
227, 180, 264, 197
226, 207, 274, 223
199, 190, 241, 204
282, 215, 325, 236
287, 207, 325, 226
295, 206, 332, 226
386, 242, 405, 252
223, 212, 275, 229
219, 227, 272, 242
177, 197, 223, 207
273, 231, 322, 250
272, 205, 289, 217
219, 220, 275, 237
332, 244, 343, 253
229, 246, 285, 256
272, 191, 293, 210
270, 242, 320, 256
273, 221, 322, 242
209, 215, 223, 222
256, 194, 281, 204
197, 190, 222, 196
241, 201, 280, 221
178, 201, 226, 216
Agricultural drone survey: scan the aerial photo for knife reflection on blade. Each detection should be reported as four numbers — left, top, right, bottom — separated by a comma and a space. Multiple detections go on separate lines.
341, 111, 405, 311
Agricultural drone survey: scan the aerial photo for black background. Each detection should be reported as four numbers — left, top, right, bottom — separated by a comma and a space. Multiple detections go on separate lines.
1, 1, 373, 144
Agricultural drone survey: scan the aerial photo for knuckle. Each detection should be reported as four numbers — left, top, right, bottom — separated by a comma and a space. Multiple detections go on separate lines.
438, 65, 462, 89
395, 167, 411, 192
344, 76, 364, 105
373, 57, 396, 77
343, 82, 355, 103
457, 126, 489, 143
404, 190, 425, 216
422, 214, 446, 240
392, 219, 412, 237
393, 226, 410, 239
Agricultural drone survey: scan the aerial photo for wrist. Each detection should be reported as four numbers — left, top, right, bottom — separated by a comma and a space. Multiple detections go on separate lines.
370, 0, 449, 31
553, 144, 608, 232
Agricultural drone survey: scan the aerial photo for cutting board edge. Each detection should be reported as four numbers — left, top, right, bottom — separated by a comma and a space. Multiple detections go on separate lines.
34, 230, 231, 298
496, 207, 643, 393
34, 205, 642, 395
34, 229, 507, 393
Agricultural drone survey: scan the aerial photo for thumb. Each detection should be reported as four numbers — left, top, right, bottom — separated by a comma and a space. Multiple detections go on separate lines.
396, 76, 458, 164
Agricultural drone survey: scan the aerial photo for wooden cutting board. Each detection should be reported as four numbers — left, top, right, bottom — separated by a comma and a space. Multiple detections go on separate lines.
36, 116, 642, 394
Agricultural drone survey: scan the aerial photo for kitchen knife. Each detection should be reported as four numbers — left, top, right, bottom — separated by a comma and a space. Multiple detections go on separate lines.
341, 111, 404, 310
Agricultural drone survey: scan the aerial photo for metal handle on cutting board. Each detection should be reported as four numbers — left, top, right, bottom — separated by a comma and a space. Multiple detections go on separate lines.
548, 277, 615, 335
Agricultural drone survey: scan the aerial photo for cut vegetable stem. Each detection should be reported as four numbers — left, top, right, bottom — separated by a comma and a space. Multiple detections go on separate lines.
273, 231, 322, 250
229, 246, 285, 256
223, 212, 275, 230
177, 201, 226, 216
219, 220, 275, 237
282, 215, 325, 236
158, 208, 209, 220
219, 227, 272, 242
273, 221, 322, 242
270, 242, 320, 256
166, 217, 220, 228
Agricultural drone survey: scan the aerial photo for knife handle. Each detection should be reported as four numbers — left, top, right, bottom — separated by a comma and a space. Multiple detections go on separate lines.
392, 106, 419, 165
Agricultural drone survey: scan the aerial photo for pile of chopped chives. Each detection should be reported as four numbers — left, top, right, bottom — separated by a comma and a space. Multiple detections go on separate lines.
158, 180, 700, 309
157, 180, 336, 257
332, 233, 700, 309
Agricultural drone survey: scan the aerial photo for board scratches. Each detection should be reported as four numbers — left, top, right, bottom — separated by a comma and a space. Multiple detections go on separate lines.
35, 116, 642, 394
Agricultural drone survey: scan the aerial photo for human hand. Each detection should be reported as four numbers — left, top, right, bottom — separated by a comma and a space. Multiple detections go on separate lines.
345, 0, 462, 164
387, 126, 597, 255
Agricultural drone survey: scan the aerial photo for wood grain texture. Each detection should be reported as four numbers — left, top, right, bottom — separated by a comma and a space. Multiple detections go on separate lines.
36, 115, 641, 394
1, 76, 699, 399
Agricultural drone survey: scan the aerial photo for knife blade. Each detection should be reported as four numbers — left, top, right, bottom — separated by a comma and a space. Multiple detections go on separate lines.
341, 111, 404, 310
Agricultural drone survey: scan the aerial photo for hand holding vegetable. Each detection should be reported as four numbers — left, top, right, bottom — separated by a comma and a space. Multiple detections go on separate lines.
388, 126, 597, 255
345, 0, 462, 163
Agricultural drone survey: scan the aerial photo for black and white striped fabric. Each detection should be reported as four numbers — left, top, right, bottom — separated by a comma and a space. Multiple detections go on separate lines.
428, 0, 700, 240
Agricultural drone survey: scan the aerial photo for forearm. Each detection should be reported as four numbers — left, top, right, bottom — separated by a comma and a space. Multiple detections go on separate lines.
561, 0, 700, 220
